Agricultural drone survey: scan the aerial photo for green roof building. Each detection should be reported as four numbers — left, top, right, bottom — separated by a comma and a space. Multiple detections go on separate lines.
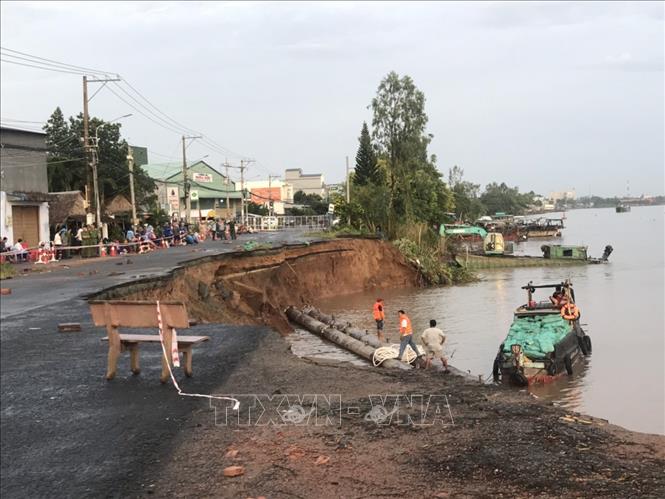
143, 160, 244, 220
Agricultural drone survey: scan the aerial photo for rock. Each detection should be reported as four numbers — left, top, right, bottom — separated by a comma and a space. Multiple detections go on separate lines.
223, 465, 245, 477
225, 449, 239, 458
315, 455, 330, 465
0, 288, 11, 295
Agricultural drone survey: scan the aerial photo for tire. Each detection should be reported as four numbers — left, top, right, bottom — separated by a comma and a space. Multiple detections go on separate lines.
492, 358, 501, 381
564, 355, 573, 375
578, 335, 590, 356
583, 335, 592, 355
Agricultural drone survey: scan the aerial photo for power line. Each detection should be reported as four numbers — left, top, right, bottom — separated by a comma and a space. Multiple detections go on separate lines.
1, 46, 115, 76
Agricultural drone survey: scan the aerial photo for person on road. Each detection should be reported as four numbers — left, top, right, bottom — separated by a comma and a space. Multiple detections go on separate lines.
229, 220, 237, 240
421, 319, 449, 372
396, 310, 422, 363
373, 298, 386, 342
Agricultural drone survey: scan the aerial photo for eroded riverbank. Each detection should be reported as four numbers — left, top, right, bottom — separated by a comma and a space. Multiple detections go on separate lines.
82, 237, 665, 497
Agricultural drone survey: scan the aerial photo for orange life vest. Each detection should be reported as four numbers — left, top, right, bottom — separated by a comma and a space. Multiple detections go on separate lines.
373, 301, 384, 320
399, 313, 413, 336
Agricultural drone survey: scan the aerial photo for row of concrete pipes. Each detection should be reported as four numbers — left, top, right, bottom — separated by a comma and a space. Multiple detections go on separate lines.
285, 306, 411, 370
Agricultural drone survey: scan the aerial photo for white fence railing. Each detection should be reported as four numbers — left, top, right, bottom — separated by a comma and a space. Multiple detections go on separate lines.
244, 214, 332, 232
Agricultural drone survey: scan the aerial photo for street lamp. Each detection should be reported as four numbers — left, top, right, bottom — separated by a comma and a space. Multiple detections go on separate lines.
91, 113, 132, 229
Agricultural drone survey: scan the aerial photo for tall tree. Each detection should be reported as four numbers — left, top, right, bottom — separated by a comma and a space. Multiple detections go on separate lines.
371, 71, 452, 235
448, 165, 484, 222
480, 182, 534, 215
44, 107, 86, 192
44, 108, 156, 207
353, 122, 377, 186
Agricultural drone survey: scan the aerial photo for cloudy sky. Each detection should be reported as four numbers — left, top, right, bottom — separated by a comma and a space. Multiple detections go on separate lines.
1, 1, 663, 196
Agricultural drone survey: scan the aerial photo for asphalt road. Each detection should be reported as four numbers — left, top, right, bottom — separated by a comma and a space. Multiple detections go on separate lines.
0, 230, 312, 498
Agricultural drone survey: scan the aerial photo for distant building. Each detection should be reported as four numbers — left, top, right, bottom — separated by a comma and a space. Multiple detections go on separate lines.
142, 160, 243, 220
549, 190, 576, 202
245, 179, 293, 215
284, 168, 325, 199
0, 126, 50, 246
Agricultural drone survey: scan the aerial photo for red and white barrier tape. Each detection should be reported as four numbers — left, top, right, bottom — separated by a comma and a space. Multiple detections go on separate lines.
155, 301, 240, 410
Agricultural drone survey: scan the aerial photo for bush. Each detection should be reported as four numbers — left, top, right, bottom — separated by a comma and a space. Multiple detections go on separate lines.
0, 262, 15, 280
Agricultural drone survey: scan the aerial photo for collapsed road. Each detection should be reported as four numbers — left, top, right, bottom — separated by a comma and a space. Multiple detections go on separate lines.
1, 234, 664, 498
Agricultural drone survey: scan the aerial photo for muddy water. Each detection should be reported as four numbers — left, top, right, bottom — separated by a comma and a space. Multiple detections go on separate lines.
318, 206, 664, 435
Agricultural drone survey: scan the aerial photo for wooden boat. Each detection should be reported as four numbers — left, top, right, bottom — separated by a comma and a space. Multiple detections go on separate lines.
616, 204, 631, 213
492, 280, 592, 386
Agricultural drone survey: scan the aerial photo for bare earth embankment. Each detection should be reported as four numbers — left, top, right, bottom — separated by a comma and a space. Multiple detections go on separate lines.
93, 239, 665, 498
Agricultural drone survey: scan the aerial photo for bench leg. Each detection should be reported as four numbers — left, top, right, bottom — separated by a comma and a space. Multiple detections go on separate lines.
106, 340, 120, 381
129, 344, 141, 375
182, 347, 193, 377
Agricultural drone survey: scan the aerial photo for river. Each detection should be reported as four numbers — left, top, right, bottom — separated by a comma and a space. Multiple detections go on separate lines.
292, 206, 664, 435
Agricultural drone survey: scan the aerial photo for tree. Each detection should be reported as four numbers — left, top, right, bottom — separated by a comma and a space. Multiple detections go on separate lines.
44, 107, 86, 192
371, 71, 452, 235
353, 122, 378, 186
44, 108, 156, 208
247, 201, 268, 216
448, 166, 484, 222
291, 191, 328, 215
480, 182, 534, 215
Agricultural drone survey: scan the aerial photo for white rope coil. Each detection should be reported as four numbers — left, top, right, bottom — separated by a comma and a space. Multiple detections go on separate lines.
372, 343, 420, 366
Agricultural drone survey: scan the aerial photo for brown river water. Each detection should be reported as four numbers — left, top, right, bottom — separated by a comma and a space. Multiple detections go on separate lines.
289, 206, 665, 435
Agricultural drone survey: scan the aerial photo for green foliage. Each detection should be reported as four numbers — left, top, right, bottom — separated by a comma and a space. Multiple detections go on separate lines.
393, 237, 452, 286
44, 108, 157, 209
448, 166, 485, 222
247, 201, 268, 216
0, 262, 15, 280
353, 122, 378, 186
480, 182, 536, 216
288, 191, 329, 215
370, 72, 453, 235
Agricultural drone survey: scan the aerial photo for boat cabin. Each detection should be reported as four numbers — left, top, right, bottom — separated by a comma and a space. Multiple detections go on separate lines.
541, 244, 588, 260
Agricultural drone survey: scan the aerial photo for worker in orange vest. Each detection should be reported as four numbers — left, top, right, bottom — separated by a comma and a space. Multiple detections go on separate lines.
372, 298, 386, 342
396, 310, 422, 363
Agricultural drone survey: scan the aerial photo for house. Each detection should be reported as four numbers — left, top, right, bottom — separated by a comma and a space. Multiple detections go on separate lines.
0, 126, 50, 247
142, 160, 244, 220
48, 191, 87, 229
284, 168, 325, 199
245, 179, 293, 215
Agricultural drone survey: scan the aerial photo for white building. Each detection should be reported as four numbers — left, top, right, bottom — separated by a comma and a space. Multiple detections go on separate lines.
284, 168, 325, 199
0, 127, 50, 247
548, 190, 576, 202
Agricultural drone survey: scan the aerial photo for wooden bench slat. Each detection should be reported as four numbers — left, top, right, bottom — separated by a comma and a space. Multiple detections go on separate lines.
101, 334, 210, 344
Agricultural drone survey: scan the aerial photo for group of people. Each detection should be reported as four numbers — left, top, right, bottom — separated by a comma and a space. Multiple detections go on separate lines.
373, 298, 450, 372
0, 237, 28, 262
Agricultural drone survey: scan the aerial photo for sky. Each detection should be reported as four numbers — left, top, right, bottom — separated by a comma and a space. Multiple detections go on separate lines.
1, 1, 663, 197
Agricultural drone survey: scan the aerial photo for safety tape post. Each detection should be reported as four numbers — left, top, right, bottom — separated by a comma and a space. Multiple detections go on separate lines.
155, 301, 240, 411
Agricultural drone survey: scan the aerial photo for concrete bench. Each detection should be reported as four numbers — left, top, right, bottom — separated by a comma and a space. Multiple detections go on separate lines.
89, 300, 209, 382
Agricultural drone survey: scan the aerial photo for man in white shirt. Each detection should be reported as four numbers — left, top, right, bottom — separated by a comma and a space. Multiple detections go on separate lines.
421, 319, 449, 372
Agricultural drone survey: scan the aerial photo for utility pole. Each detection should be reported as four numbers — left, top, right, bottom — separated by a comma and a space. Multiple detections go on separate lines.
224, 160, 231, 219
346, 155, 350, 225
181, 135, 201, 224
127, 145, 138, 227
239, 160, 245, 225
82, 75, 121, 227
83, 76, 90, 214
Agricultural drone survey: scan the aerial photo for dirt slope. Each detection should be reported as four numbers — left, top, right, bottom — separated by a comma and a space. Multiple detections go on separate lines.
103, 239, 419, 334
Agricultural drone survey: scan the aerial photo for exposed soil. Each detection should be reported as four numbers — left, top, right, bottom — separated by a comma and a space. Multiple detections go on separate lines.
142, 332, 665, 498
89, 239, 665, 498
100, 239, 420, 334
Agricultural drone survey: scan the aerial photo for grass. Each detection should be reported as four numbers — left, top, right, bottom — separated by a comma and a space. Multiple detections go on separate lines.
0, 262, 16, 280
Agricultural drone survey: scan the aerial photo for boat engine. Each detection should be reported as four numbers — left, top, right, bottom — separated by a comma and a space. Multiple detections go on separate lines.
601, 245, 614, 261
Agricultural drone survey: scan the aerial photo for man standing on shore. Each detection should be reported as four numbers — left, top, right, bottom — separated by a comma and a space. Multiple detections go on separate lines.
421, 319, 449, 372
396, 310, 421, 363
373, 298, 386, 342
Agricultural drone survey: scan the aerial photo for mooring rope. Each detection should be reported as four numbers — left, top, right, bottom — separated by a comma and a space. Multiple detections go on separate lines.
372, 343, 419, 366
156, 301, 240, 410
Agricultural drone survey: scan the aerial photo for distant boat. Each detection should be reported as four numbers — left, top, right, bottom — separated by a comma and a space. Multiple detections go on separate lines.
616, 204, 631, 213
